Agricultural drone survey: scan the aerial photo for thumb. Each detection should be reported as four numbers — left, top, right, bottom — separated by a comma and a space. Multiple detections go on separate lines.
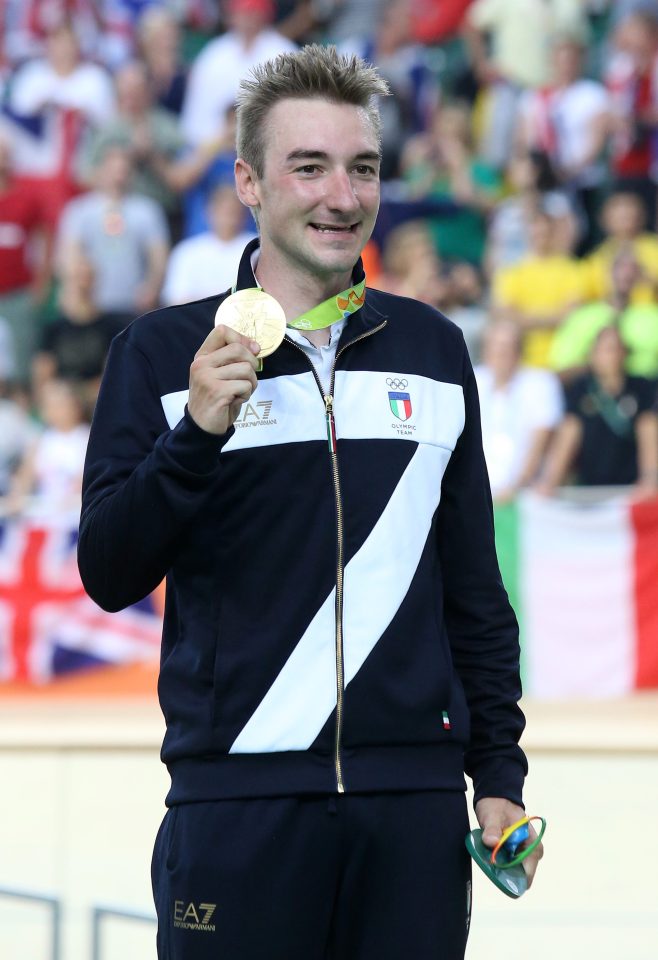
480, 817, 506, 850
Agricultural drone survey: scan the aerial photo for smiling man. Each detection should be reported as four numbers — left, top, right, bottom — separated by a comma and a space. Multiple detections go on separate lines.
78, 45, 541, 960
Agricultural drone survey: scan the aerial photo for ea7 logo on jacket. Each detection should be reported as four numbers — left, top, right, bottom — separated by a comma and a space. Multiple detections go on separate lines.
173, 900, 217, 932
234, 400, 277, 427
386, 378, 412, 421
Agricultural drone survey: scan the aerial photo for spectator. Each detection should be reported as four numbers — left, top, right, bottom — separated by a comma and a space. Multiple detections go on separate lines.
492, 209, 587, 367
2, 378, 90, 520
161, 104, 239, 238
8, 20, 116, 220
463, 0, 589, 169
0, 387, 39, 497
79, 59, 184, 225
342, 0, 439, 180
401, 100, 502, 265
584, 189, 658, 301
323, 0, 390, 45
179, 0, 296, 147
376, 219, 447, 303
516, 36, 610, 253
441, 261, 488, 362
606, 10, 658, 224
475, 319, 564, 502
0, 134, 53, 383
162, 184, 256, 305
0, 0, 104, 73
538, 325, 658, 496
32, 253, 130, 414
136, 6, 188, 116
485, 149, 578, 275
409, 0, 472, 46
550, 248, 658, 379
96, 0, 170, 69
57, 142, 170, 316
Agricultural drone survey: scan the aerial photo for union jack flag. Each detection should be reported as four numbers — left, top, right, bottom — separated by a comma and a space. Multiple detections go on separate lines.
0, 519, 162, 684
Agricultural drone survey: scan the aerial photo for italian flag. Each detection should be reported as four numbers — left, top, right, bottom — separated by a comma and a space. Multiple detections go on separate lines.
494, 494, 658, 698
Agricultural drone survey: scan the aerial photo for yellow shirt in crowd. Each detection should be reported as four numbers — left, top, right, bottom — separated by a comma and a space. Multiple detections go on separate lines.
582, 234, 658, 303
492, 255, 587, 367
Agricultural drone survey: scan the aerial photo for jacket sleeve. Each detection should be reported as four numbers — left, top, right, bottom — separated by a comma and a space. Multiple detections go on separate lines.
78, 334, 232, 612
437, 340, 528, 807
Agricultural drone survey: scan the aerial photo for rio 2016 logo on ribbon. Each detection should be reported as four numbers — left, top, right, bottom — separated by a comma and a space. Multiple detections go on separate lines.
386, 378, 412, 421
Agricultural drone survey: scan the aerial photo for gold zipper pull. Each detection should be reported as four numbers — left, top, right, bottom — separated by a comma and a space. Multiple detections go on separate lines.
324, 395, 336, 453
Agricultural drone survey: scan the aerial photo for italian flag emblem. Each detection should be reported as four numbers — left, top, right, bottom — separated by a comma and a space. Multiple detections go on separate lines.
389, 391, 412, 421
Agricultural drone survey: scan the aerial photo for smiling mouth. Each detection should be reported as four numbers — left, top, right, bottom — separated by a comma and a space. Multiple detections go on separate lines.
309, 223, 359, 234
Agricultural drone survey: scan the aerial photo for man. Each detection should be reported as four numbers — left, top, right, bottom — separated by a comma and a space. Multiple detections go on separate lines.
78, 45, 542, 959
162, 183, 256, 305
550, 248, 658, 380
463, 0, 589, 170
179, 0, 296, 147
57, 141, 169, 316
492, 209, 586, 368
78, 59, 184, 218
515, 35, 610, 253
475, 320, 563, 503
0, 134, 52, 383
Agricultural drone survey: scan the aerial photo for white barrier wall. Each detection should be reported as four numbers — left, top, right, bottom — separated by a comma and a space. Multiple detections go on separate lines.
0, 697, 657, 960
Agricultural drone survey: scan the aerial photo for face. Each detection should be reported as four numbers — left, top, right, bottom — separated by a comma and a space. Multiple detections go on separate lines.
39, 381, 83, 431
46, 25, 79, 71
237, 98, 381, 282
617, 16, 658, 71
590, 328, 626, 377
552, 41, 582, 84
116, 64, 151, 114
97, 147, 133, 192
65, 254, 95, 294
482, 323, 522, 379
603, 195, 644, 238
529, 215, 553, 254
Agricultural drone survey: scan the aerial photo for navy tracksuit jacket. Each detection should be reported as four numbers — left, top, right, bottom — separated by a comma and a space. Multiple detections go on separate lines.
78, 240, 527, 958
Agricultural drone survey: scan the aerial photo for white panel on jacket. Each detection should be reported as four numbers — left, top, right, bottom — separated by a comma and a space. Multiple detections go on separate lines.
160, 370, 465, 451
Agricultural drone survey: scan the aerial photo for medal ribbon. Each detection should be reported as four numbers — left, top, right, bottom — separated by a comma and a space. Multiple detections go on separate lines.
234, 279, 367, 331
286, 278, 366, 331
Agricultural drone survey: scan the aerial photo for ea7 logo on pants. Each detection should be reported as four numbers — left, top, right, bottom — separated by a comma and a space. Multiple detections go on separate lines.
173, 901, 217, 932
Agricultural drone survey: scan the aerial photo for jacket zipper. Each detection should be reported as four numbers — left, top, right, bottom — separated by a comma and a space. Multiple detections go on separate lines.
284, 319, 387, 792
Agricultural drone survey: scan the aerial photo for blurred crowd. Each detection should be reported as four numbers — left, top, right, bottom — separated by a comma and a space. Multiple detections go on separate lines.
1, 0, 658, 518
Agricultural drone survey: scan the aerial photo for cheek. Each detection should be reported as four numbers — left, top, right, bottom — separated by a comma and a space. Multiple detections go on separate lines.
358, 183, 380, 211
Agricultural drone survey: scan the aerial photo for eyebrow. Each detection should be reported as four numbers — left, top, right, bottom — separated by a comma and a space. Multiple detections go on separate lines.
285, 149, 381, 164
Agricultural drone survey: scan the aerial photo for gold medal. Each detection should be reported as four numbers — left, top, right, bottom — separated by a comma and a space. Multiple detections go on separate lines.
214, 288, 286, 359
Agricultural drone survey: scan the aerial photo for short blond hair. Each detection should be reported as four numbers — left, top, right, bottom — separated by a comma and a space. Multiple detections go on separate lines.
236, 44, 390, 177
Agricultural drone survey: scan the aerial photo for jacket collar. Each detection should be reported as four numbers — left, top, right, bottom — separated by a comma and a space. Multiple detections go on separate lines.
234, 238, 387, 341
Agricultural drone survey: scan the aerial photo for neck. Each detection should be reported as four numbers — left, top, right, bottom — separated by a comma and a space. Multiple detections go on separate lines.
492, 369, 515, 389
254, 244, 354, 323
598, 370, 623, 394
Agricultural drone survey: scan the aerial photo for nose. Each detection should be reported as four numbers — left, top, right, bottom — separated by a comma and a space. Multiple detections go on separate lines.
325, 167, 360, 215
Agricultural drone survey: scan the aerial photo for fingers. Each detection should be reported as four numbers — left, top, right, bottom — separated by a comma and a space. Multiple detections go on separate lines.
188, 326, 261, 435
519, 823, 544, 888
196, 323, 260, 360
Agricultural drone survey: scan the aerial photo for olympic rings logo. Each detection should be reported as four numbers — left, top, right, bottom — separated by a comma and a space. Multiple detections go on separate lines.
386, 377, 408, 390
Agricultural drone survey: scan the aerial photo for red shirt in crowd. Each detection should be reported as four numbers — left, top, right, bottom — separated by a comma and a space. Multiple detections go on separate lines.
0, 176, 49, 294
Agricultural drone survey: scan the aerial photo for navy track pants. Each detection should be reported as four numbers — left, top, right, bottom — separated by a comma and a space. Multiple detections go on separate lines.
152, 790, 472, 959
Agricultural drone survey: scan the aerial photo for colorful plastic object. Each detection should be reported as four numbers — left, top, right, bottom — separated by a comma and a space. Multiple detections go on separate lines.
465, 815, 546, 899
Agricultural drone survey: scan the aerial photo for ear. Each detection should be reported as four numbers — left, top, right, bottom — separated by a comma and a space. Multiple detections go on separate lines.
235, 158, 260, 213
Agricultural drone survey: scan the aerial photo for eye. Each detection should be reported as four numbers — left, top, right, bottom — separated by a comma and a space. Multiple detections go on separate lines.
296, 164, 321, 175
353, 164, 377, 177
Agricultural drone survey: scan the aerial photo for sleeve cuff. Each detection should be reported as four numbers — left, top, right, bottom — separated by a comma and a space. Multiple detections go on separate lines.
160, 406, 235, 476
